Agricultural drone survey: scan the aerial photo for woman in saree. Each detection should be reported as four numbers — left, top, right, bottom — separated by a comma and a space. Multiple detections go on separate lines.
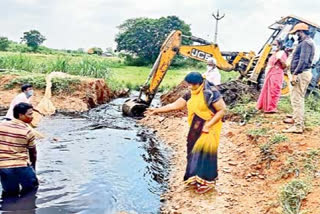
146, 72, 226, 194
256, 40, 288, 113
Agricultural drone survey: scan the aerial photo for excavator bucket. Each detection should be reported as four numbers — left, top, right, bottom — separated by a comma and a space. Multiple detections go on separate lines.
122, 99, 149, 117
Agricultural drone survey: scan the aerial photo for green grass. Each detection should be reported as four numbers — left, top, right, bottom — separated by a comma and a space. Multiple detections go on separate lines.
108, 66, 238, 91
270, 134, 288, 144
278, 96, 293, 114
278, 95, 320, 127
108, 66, 191, 91
247, 127, 269, 137
279, 179, 311, 214
0, 52, 120, 78
257, 132, 289, 169
0, 51, 239, 92
279, 149, 320, 180
4, 74, 81, 94
228, 102, 258, 124
278, 149, 320, 214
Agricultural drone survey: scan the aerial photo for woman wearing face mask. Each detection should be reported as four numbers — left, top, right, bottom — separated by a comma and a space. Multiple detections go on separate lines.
256, 40, 288, 113
146, 72, 226, 194
4, 84, 34, 120
204, 57, 221, 85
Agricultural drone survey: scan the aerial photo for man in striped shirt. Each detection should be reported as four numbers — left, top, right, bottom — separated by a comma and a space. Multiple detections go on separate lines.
0, 103, 38, 197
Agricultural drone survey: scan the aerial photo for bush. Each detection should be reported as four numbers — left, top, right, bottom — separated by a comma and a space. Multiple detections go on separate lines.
120, 53, 149, 66
0, 37, 10, 51
279, 179, 311, 214
7, 42, 31, 53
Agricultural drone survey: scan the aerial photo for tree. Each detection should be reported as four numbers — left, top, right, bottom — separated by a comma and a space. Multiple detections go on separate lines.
115, 16, 192, 65
0, 37, 10, 51
20, 30, 46, 51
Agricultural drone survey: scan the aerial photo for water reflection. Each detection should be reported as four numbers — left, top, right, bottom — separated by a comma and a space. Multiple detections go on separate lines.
0, 97, 170, 213
1, 190, 37, 213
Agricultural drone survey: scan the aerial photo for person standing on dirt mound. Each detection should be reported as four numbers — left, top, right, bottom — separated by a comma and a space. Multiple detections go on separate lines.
4, 84, 33, 121
256, 40, 288, 113
283, 23, 315, 134
146, 72, 226, 194
203, 57, 221, 85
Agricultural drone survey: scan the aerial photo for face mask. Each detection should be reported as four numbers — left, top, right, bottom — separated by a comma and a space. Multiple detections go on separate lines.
207, 65, 215, 71
25, 90, 33, 98
271, 45, 278, 51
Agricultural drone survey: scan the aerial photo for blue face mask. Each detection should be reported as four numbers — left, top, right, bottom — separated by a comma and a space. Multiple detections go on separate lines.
25, 90, 33, 98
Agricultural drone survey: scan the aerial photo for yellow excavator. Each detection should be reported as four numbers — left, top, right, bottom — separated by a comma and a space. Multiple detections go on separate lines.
122, 15, 320, 117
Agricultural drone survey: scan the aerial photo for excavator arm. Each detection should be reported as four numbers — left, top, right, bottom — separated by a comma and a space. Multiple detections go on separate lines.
122, 30, 256, 116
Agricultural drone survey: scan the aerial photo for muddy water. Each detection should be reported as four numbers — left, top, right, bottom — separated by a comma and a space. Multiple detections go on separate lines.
0, 98, 170, 214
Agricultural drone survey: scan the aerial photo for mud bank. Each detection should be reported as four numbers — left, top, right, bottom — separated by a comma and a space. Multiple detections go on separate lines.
160, 80, 260, 106
0, 74, 118, 112
140, 113, 320, 214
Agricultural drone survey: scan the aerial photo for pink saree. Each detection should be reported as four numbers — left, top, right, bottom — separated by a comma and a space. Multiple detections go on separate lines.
256, 51, 288, 112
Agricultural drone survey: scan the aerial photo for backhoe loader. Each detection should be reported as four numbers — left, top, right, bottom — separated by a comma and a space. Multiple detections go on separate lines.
122, 15, 320, 117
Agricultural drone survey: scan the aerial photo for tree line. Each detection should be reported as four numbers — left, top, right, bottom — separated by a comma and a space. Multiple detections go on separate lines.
1, 16, 194, 65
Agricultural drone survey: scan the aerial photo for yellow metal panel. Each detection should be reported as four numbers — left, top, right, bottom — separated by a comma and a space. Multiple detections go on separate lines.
281, 74, 290, 96
249, 44, 272, 83
149, 31, 182, 93
232, 52, 244, 66
244, 51, 256, 74
179, 44, 234, 71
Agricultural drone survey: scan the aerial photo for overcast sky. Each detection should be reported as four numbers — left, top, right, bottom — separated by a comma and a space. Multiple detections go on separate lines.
1, 0, 319, 52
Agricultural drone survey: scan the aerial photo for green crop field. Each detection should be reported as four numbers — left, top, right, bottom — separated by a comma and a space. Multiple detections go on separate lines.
0, 51, 239, 91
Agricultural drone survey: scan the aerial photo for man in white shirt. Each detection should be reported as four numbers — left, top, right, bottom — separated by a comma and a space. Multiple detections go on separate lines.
203, 57, 221, 85
4, 84, 33, 120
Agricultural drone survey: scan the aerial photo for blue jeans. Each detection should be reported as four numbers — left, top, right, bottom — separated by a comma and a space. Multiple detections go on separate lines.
0, 166, 38, 197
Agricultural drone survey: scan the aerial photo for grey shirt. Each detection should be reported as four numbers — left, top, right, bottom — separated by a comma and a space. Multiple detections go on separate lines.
291, 37, 315, 75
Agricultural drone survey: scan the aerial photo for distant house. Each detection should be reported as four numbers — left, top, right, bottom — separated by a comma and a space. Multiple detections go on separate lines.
102, 52, 113, 57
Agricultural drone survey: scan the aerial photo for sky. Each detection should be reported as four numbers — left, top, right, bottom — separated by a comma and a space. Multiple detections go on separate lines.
1, 0, 320, 52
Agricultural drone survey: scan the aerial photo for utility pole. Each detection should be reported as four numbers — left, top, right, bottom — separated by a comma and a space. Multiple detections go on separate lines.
212, 10, 225, 44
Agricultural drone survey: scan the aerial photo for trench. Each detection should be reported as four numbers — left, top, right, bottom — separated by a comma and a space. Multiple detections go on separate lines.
0, 97, 170, 214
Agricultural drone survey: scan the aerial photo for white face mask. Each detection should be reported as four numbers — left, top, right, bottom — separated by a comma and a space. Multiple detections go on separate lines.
271, 44, 278, 51
25, 90, 33, 98
207, 65, 215, 71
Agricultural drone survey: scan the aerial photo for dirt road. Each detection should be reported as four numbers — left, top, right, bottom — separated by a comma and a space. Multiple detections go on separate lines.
141, 113, 320, 214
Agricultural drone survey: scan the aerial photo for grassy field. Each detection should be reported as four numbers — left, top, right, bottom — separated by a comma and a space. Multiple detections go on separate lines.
0, 51, 239, 91
109, 65, 238, 91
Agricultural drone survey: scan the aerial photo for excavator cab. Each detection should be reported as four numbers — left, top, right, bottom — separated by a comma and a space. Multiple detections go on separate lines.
251, 15, 320, 95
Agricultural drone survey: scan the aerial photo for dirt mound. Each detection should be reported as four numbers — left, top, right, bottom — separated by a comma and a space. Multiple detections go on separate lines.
217, 80, 260, 106
160, 80, 260, 106
0, 74, 115, 113
160, 81, 188, 105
